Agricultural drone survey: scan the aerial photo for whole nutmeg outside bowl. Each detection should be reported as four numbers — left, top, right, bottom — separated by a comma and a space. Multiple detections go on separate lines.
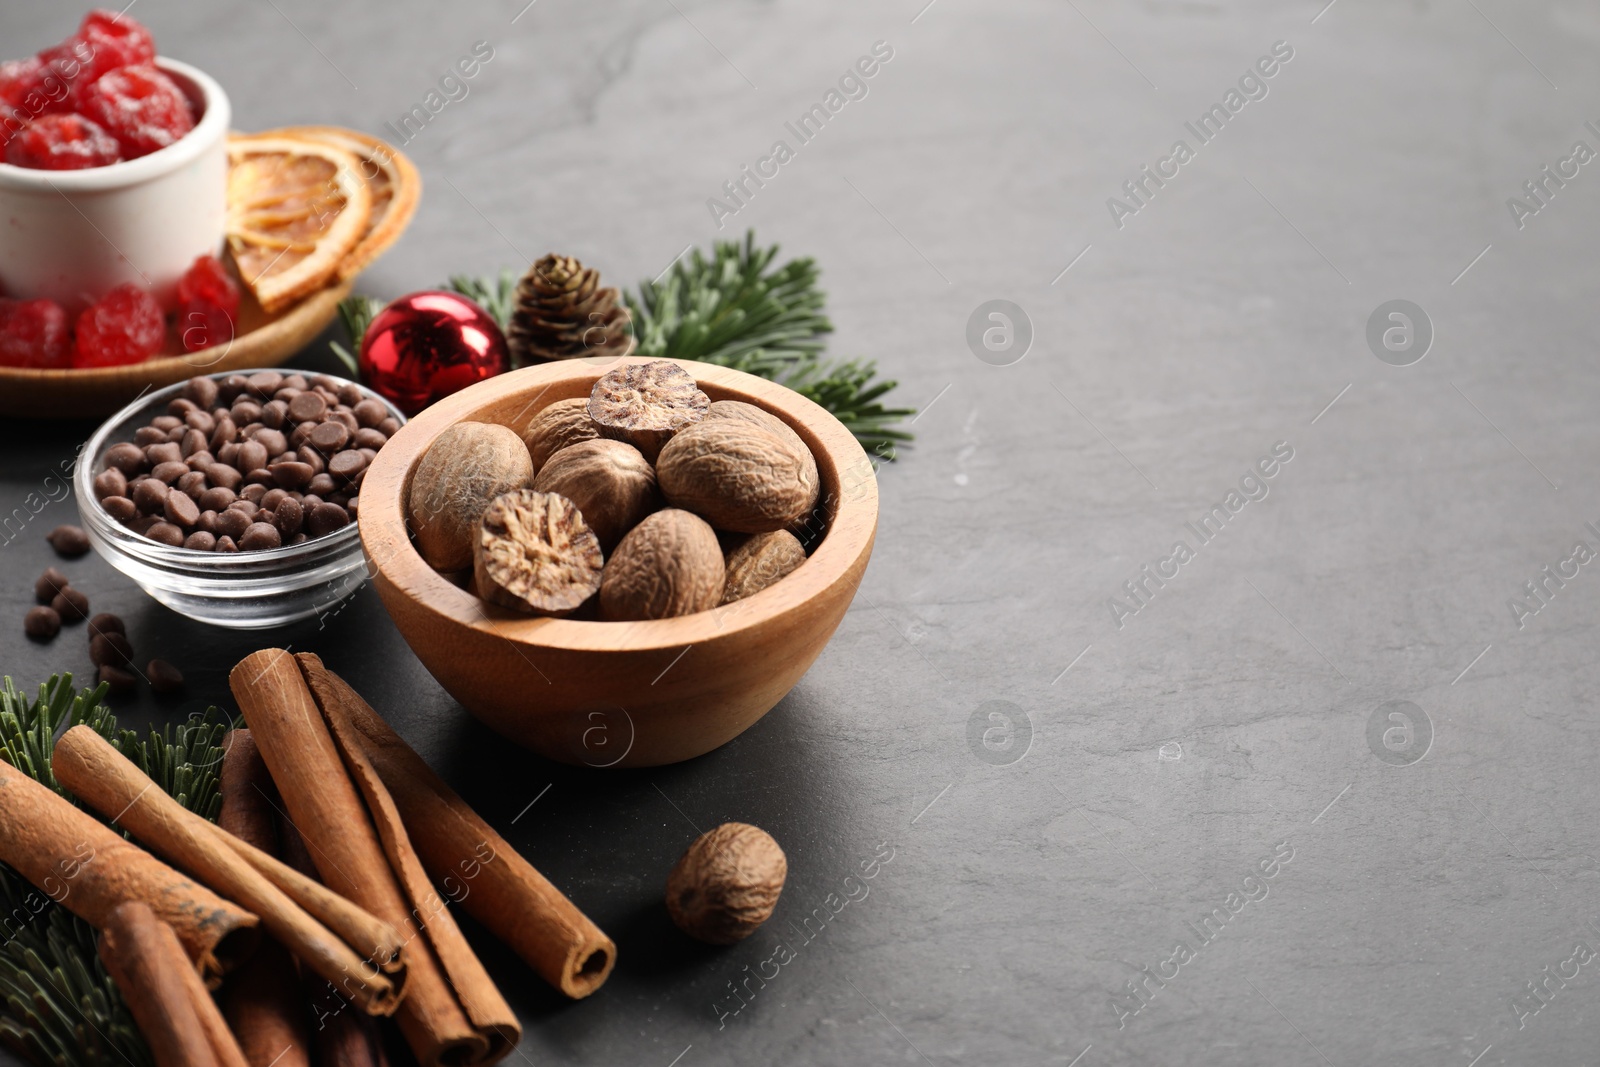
360, 357, 879, 768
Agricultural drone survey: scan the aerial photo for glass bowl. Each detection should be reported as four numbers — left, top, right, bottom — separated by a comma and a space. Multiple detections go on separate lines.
75, 369, 406, 629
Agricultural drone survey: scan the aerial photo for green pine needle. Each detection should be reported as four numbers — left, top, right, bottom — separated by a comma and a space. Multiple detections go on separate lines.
446, 270, 518, 334
0, 676, 232, 1067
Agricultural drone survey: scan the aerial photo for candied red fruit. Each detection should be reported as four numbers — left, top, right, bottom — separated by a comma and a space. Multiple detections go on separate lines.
63, 11, 156, 109
0, 57, 47, 110
176, 255, 240, 317
0, 299, 72, 369
178, 301, 235, 353
4, 113, 121, 170
78, 64, 193, 159
74, 284, 164, 368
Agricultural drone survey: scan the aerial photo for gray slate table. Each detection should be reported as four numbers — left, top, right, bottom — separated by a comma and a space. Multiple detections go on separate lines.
3, 1, 1598, 1064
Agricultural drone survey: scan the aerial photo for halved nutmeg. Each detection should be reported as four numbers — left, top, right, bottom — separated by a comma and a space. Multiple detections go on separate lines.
587, 361, 709, 462
473, 490, 603, 616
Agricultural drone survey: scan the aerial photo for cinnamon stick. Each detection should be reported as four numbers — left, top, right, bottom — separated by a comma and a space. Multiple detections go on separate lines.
52, 725, 402, 1016
280, 823, 393, 1067
218, 730, 314, 1067
0, 755, 258, 983
299, 656, 615, 998
295, 654, 519, 1058
231, 648, 498, 1067
99, 900, 251, 1067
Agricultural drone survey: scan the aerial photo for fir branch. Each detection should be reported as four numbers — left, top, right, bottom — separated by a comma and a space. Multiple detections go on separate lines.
349, 230, 916, 454
625, 232, 831, 380
445, 271, 517, 333
0, 676, 231, 1067
329, 295, 385, 379
784, 358, 916, 461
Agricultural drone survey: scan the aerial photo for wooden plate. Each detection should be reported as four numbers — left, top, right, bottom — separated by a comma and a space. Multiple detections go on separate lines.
0, 127, 417, 420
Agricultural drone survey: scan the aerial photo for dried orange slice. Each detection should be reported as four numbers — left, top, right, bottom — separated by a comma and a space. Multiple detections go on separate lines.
225, 136, 372, 314
270, 126, 421, 279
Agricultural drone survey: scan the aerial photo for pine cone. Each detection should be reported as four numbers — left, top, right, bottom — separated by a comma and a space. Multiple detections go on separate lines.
508, 254, 632, 364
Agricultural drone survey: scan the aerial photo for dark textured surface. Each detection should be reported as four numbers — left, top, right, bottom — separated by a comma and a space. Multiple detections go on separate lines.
3, 2, 1599, 1064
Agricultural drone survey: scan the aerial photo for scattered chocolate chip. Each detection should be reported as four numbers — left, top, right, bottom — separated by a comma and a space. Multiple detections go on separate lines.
97, 664, 136, 698
147, 659, 185, 695
34, 567, 69, 604
51, 586, 89, 622
46, 525, 89, 557
24, 606, 60, 641
89, 631, 133, 667
87, 613, 125, 639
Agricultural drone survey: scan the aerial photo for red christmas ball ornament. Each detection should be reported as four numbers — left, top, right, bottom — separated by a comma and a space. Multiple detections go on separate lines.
358, 291, 509, 415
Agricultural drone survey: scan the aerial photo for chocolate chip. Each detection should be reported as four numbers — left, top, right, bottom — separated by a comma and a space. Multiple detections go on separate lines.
377, 416, 401, 437
199, 486, 236, 512
104, 442, 144, 476
150, 460, 189, 485
215, 535, 238, 552
180, 428, 209, 457
183, 375, 220, 409
247, 371, 284, 397
132, 479, 168, 514
46, 525, 89, 558
34, 568, 68, 604
305, 502, 350, 537
240, 522, 282, 551
216, 509, 250, 540
237, 440, 269, 473
288, 391, 328, 423
270, 461, 314, 489
88, 613, 125, 638
102, 496, 136, 522
297, 448, 325, 475
184, 409, 216, 436
145, 522, 184, 547
273, 497, 304, 538
133, 425, 167, 447
328, 450, 367, 483
90, 631, 133, 667
151, 415, 183, 432
354, 427, 388, 450
93, 468, 127, 499
338, 383, 364, 406
197, 510, 219, 536
207, 462, 243, 491
164, 487, 200, 527
210, 415, 237, 453
147, 659, 185, 694
183, 530, 217, 551
353, 399, 387, 428
24, 606, 60, 641
240, 484, 267, 505
309, 420, 351, 453
51, 586, 89, 621
177, 471, 208, 500
145, 441, 182, 466
245, 467, 275, 487
97, 664, 136, 698
308, 473, 337, 497
259, 488, 288, 513
252, 428, 289, 457
261, 400, 289, 430
185, 450, 215, 473
167, 397, 198, 420
232, 400, 262, 425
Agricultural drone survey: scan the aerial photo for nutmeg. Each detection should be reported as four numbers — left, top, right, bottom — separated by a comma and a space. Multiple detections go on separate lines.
598, 509, 723, 621
408, 422, 534, 572
656, 418, 816, 533
587, 360, 709, 462
532, 439, 659, 552
474, 490, 604, 616
666, 823, 787, 944
722, 530, 807, 604
705, 401, 820, 518
522, 397, 602, 473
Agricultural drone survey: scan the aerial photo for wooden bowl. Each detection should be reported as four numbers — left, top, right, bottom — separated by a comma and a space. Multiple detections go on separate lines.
360, 357, 879, 767
0, 281, 352, 418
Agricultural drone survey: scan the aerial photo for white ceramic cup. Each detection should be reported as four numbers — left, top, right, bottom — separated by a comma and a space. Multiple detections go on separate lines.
0, 58, 230, 311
